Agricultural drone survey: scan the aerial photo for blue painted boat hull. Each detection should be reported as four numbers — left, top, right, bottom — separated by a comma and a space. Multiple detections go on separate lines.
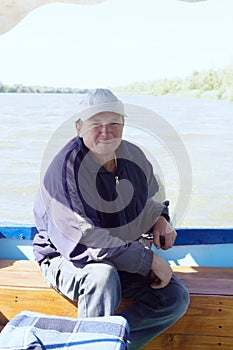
0, 225, 232, 267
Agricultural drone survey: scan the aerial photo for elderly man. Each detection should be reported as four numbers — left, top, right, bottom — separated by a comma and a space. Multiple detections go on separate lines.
33, 89, 189, 350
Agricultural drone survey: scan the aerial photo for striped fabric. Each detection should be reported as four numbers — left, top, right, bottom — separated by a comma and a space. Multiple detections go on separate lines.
0, 311, 129, 350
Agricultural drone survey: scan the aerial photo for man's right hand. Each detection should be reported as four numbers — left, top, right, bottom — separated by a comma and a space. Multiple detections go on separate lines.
150, 253, 173, 289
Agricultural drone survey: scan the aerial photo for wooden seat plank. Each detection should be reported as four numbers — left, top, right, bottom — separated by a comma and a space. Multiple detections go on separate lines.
143, 334, 233, 350
172, 265, 233, 296
1, 261, 233, 294
0, 271, 49, 289
166, 296, 233, 336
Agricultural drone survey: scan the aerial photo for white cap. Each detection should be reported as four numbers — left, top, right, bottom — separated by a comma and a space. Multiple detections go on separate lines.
74, 88, 126, 121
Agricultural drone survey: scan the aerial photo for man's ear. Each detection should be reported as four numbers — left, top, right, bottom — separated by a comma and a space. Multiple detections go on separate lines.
75, 119, 82, 136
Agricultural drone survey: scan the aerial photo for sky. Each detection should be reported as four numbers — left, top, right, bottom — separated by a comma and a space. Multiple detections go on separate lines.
0, 0, 233, 89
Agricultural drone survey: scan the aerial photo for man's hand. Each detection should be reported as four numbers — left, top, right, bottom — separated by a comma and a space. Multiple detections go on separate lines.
152, 216, 177, 250
150, 253, 173, 289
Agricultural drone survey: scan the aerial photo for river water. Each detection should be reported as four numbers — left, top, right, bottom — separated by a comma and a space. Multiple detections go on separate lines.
0, 93, 232, 227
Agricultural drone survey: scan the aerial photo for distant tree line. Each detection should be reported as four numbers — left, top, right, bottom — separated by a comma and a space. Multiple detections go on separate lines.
113, 64, 233, 102
1, 64, 233, 102
0, 82, 88, 94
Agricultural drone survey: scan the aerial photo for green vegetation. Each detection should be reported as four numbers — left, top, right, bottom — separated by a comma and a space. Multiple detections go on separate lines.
0, 82, 88, 94
1, 64, 233, 102
113, 64, 233, 102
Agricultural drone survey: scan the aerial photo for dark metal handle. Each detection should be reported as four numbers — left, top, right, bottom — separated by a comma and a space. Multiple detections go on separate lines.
141, 233, 165, 247
159, 235, 165, 247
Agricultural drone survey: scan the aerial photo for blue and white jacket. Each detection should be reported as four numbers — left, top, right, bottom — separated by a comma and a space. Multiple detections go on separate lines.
33, 137, 167, 276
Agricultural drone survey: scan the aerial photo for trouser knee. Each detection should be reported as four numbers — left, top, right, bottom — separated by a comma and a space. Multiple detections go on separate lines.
78, 261, 121, 317
170, 277, 190, 320
80, 261, 120, 292
78, 261, 121, 304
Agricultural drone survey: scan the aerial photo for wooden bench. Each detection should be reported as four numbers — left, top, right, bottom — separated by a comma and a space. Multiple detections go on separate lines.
0, 260, 233, 350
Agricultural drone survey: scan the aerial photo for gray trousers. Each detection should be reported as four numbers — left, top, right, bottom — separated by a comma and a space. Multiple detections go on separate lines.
40, 256, 190, 350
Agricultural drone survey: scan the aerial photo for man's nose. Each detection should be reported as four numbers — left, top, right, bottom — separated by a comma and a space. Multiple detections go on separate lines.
100, 124, 111, 137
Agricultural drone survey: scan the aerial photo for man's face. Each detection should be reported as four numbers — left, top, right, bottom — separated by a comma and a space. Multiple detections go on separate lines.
79, 112, 124, 155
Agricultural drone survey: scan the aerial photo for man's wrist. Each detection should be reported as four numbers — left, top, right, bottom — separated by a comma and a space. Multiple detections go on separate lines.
161, 200, 170, 222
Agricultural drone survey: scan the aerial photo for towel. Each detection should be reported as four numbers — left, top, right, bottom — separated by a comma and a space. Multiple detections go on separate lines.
0, 311, 129, 350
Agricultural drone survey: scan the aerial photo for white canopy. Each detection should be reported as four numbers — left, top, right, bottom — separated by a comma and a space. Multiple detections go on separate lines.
0, 0, 207, 35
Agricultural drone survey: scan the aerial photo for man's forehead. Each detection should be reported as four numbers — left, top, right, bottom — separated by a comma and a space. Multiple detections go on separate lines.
89, 112, 123, 122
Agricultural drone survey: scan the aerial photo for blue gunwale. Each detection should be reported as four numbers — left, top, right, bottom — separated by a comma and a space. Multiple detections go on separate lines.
0, 224, 233, 245
0, 224, 38, 241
